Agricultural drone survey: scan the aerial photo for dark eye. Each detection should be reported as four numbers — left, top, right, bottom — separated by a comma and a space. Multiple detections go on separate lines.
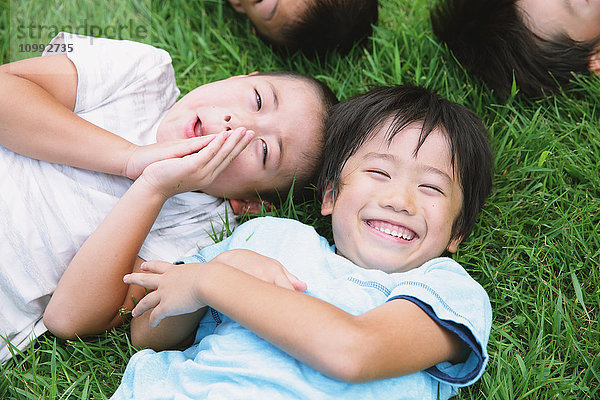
366, 169, 390, 178
261, 139, 268, 165
255, 89, 262, 111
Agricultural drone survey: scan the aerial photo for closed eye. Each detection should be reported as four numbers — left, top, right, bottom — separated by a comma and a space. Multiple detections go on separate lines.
261, 139, 268, 166
420, 185, 444, 195
366, 169, 390, 178
255, 89, 262, 111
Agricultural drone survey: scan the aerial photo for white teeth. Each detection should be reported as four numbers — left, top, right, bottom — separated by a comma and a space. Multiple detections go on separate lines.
373, 225, 414, 240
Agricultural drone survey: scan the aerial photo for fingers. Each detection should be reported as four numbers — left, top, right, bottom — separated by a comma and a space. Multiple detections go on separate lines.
211, 128, 255, 175
176, 134, 219, 156
149, 308, 166, 328
268, 268, 307, 292
139, 260, 172, 274
188, 127, 254, 177
130, 291, 160, 318
273, 274, 297, 290
123, 272, 159, 290
284, 271, 307, 292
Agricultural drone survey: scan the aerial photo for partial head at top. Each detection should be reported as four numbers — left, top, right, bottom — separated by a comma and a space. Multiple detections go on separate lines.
229, 0, 379, 56
430, 0, 600, 98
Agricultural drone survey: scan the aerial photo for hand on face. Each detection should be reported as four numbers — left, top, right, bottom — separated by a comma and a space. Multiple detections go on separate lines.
156, 73, 325, 200
139, 128, 254, 199
122, 135, 229, 180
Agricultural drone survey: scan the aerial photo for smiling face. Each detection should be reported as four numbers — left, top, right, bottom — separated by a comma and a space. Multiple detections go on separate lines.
227, 0, 312, 43
518, 0, 600, 43
321, 122, 463, 273
157, 73, 324, 200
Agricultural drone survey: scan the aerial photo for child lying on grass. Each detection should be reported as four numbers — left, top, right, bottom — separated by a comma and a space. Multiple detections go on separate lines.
0, 32, 337, 363
70, 84, 493, 399
227, 0, 379, 56
431, 0, 600, 98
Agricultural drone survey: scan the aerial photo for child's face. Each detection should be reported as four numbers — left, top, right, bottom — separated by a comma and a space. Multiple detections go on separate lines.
227, 0, 312, 44
518, 0, 600, 44
321, 122, 463, 274
157, 74, 323, 200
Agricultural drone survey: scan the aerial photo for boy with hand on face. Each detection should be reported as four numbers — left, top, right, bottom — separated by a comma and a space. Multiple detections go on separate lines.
100, 85, 493, 399
0, 32, 336, 363
227, 0, 379, 56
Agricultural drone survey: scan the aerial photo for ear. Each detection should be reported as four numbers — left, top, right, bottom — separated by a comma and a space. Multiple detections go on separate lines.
320, 185, 335, 216
248, 71, 259, 76
589, 50, 600, 74
228, 0, 245, 13
229, 199, 275, 215
446, 236, 463, 254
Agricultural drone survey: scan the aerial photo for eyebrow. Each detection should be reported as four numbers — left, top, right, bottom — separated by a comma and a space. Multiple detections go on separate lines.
268, 80, 279, 110
278, 135, 284, 167
269, 82, 282, 164
364, 152, 453, 183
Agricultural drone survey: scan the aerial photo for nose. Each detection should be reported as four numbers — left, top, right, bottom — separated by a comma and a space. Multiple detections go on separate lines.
223, 112, 258, 133
223, 114, 232, 131
379, 181, 416, 215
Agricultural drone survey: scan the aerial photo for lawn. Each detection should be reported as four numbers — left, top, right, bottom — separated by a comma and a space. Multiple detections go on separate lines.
1, 0, 599, 398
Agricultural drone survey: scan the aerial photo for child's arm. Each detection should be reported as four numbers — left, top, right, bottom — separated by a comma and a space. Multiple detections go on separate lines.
127, 259, 467, 383
0, 55, 213, 179
129, 250, 307, 350
43, 128, 254, 340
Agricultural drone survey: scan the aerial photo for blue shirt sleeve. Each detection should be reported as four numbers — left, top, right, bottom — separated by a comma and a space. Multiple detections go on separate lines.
386, 257, 492, 387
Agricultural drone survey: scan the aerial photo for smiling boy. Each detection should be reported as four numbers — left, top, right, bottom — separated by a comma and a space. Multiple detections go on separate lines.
94, 85, 493, 399
431, 0, 600, 98
322, 122, 463, 273
0, 32, 336, 363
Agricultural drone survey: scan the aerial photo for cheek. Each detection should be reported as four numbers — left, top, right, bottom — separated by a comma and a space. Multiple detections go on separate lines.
424, 202, 454, 230
214, 150, 257, 185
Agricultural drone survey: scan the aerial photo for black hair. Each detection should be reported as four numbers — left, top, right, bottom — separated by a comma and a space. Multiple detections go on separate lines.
255, 71, 338, 205
318, 85, 493, 242
256, 0, 379, 57
430, 0, 599, 98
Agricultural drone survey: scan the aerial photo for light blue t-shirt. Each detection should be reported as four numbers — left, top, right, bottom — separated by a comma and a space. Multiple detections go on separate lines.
112, 217, 492, 400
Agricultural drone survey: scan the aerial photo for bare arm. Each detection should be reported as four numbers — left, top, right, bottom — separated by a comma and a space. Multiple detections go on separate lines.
0, 55, 222, 179
43, 129, 253, 339
130, 250, 307, 350
129, 261, 467, 383
0, 55, 136, 175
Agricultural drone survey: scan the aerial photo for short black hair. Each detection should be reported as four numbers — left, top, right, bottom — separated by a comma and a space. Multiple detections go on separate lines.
255, 71, 338, 205
318, 85, 493, 242
258, 0, 379, 57
430, 0, 599, 98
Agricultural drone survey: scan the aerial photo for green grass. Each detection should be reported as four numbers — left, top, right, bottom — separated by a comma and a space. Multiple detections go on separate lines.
1, 0, 599, 398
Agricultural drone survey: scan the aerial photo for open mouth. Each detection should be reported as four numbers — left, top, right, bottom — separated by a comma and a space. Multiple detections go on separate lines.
366, 220, 418, 241
185, 116, 203, 138
193, 118, 203, 137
